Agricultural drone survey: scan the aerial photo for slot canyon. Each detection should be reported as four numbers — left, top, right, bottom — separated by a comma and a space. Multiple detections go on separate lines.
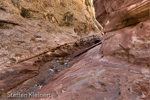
0, 0, 150, 100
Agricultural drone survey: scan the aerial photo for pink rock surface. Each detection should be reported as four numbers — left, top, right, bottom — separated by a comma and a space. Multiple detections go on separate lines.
94, 0, 150, 32
100, 20, 150, 65
1, 0, 150, 100
0, 35, 101, 98
31, 44, 150, 100
30, 1, 150, 99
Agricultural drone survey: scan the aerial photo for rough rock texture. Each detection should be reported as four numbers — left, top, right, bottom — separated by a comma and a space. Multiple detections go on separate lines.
0, 0, 103, 98
100, 20, 150, 65
94, 0, 150, 32
29, 0, 150, 100
0, 35, 102, 99
1, 0, 150, 100
94, 0, 150, 66
31, 43, 150, 100
0, 0, 102, 68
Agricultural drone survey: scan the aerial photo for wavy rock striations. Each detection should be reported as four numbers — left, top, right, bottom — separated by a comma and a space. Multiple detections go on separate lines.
94, 0, 150, 32
29, 0, 150, 100
0, 0, 103, 98
0, 0, 150, 100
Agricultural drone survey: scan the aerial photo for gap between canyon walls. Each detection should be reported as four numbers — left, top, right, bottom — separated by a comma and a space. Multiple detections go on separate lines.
1, 0, 150, 100
28, 0, 150, 100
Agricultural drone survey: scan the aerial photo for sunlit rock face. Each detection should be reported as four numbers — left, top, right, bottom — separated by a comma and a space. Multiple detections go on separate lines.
10, 0, 102, 33
0, 0, 102, 67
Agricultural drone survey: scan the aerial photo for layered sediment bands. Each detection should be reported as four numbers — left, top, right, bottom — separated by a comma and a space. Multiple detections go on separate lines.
0, 0, 103, 98
29, 0, 150, 100
0, 35, 102, 98
1, 0, 150, 100
31, 45, 150, 100
30, 21, 150, 100
0, 0, 103, 67
99, 20, 150, 65
94, 0, 150, 32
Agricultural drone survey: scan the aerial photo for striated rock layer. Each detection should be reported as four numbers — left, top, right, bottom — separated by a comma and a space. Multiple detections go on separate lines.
94, 0, 150, 32
0, 0, 103, 98
94, 0, 150, 65
0, 0, 102, 67
29, 0, 150, 100
31, 20, 150, 100
100, 20, 150, 65
0, 35, 102, 99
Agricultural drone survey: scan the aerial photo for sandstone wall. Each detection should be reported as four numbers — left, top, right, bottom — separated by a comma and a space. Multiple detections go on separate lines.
0, 0, 102, 67
0, 0, 104, 98
94, 0, 149, 32
28, 1, 150, 100
10, 0, 102, 33
94, 0, 150, 65
1, 0, 150, 100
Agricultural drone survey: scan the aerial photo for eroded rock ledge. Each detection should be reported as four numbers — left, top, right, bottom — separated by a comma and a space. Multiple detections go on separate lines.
30, 20, 150, 100
0, 35, 102, 99
28, 0, 149, 100
0, 0, 103, 99
0, 0, 103, 68
0, 0, 150, 100
31, 46, 150, 100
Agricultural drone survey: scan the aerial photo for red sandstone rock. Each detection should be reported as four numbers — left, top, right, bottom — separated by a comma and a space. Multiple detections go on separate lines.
94, 0, 150, 32
0, 0, 102, 67
30, 45, 150, 100
29, 1, 150, 100
0, 35, 101, 98
0, 0, 103, 98
1, 0, 150, 100
0, 56, 40, 97
99, 20, 150, 65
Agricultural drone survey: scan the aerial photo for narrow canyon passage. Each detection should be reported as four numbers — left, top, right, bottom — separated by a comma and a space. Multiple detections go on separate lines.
0, 0, 102, 99
31, 41, 150, 100
0, 35, 102, 99
0, 0, 150, 100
